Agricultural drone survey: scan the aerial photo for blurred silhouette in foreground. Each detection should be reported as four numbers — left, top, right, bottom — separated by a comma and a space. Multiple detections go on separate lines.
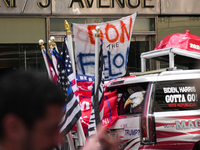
82, 125, 119, 150
0, 70, 119, 150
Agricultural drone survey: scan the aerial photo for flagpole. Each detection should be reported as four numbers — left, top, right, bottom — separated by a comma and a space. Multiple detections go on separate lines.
39, 39, 51, 79
95, 26, 100, 93
66, 133, 75, 150
87, 29, 104, 137
50, 36, 59, 53
64, 20, 86, 147
64, 20, 76, 77
49, 40, 59, 76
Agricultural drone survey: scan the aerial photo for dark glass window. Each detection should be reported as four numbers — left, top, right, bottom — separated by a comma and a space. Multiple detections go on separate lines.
154, 79, 200, 112
127, 39, 150, 73
0, 44, 47, 77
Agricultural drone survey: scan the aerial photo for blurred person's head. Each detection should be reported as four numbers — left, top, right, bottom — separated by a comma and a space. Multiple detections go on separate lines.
0, 71, 66, 150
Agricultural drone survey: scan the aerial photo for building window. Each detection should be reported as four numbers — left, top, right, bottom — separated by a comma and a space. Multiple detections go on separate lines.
0, 43, 46, 75
0, 18, 47, 75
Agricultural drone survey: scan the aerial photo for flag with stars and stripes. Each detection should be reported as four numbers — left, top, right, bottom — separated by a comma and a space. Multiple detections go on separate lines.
53, 47, 81, 134
49, 49, 59, 77
62, 36, 80, 102
87, 39, 104, 136
42, 49, 58, 83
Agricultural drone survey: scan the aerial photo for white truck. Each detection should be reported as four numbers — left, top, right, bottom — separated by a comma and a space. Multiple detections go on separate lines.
106, 48, 200, 150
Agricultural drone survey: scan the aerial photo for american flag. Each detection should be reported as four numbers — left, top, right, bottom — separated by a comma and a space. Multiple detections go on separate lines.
87, 39, 104, 136
53, 47, 81, 134
42, 49, 58, 83
62, 36, 80, 102
49, 49, 59, 77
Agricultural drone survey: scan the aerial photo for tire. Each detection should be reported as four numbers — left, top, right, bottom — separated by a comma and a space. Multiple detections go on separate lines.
193, 141, 200, 150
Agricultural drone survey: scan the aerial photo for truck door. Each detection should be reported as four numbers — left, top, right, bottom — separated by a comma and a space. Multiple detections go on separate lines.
107, 82, 149, 150
153, 79, 200, 150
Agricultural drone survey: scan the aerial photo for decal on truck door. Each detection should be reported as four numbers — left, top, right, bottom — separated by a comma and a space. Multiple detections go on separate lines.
164, 86, 198, 108
155, 79, 199, 112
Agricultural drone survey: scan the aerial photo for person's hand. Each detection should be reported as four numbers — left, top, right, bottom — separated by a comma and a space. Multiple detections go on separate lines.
82, 125, 119, 150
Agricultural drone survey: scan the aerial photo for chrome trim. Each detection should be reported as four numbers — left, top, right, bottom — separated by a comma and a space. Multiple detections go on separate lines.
141, 83, 156, 144
106, 74, 158, 87
140, 47, 200, 72
107, 69, 200, 88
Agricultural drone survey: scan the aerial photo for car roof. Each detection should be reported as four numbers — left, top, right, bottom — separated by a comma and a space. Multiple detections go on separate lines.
106, 69, 200, 88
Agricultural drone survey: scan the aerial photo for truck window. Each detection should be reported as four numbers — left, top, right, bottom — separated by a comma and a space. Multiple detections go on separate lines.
107, 82, 149, 115
154, 79, 200, 112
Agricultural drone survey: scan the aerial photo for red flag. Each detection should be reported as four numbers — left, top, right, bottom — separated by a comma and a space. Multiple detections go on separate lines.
101, 90, 118, 129
73, 75, 118, 134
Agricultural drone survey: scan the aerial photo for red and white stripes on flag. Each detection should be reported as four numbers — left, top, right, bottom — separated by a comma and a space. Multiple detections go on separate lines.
87, 40, 104, 136
63, 36, 80, 102
49, 49, 59, 76
42, 49, 58, 83
53, 47, 81, 134
41, 39, 81, 134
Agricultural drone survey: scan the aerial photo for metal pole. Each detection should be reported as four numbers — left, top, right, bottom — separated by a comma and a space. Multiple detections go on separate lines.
141, 57, 146, 72
95, 26, 100, 93
39, 39, 51, 79
66, 34, 76, 77
66, 132, 75, 150
169, 49, 174, 68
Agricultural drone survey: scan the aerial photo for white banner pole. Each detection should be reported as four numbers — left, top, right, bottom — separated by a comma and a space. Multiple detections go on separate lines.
66, 132, 75, 150
39, 39, 51, 79
94, 26, 100, 93
65, 33, 76, 76
48, 40, 59, 75
50, 36, 59, 53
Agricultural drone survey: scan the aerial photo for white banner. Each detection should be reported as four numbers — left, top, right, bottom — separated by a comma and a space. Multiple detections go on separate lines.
73, 12, 137, 80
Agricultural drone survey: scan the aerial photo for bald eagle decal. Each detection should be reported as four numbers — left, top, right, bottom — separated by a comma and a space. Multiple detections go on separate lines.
124, 91, 146, 113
